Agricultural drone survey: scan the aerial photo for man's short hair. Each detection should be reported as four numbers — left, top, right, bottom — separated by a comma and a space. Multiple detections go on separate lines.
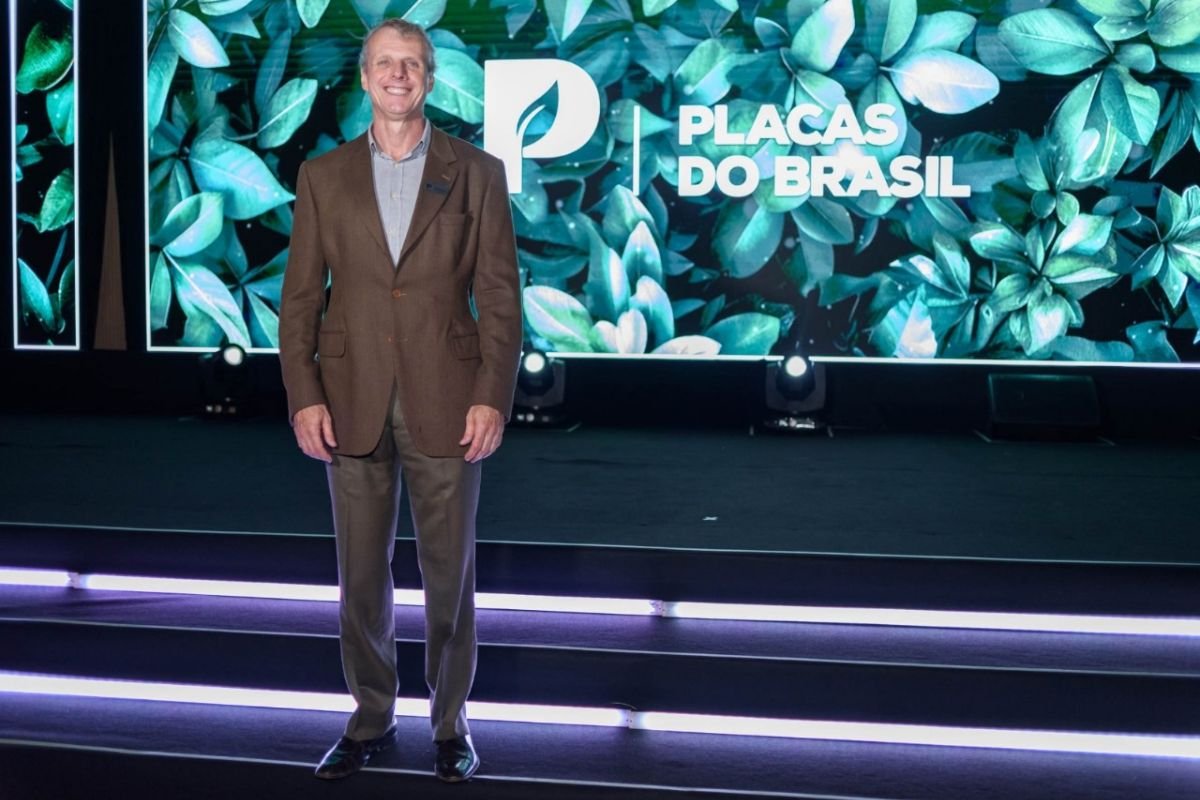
359, 19, 436, 76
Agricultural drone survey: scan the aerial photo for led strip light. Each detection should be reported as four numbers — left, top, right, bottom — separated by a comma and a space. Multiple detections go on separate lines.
1, 568, 1198, 637
0, 672, 1196, 759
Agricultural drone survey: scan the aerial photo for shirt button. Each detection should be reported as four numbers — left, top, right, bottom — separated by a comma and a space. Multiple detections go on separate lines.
390, 193, 398, 199
391, 289, 404, 298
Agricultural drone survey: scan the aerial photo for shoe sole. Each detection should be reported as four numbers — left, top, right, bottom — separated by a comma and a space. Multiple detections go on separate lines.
313, 727, 398, 780
436, 757, 479, 783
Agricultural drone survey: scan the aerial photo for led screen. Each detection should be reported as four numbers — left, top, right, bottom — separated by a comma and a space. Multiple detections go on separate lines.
145, 0, 1200, 363
13, 0, 77, 350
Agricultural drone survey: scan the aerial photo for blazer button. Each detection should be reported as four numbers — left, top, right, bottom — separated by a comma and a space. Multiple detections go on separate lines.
386, 336, 394, 343
391, 289, 404, 298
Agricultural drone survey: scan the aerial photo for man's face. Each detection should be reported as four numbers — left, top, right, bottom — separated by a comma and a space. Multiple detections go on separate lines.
360, 28, 433, 122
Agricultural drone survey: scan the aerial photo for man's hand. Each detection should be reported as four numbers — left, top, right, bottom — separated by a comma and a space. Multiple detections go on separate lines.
293, 404, 337, 463
460, 405, 504, 463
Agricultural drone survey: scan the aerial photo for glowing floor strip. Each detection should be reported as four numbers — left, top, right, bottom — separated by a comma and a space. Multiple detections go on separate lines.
0, 673, 624, 727
664, 602, 1200, 637
1, 569, 1197, 636
1, 672, 1196, 759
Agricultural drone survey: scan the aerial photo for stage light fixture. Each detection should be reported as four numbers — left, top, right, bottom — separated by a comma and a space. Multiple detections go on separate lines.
222, 344, 246, 367
763, 352, 827, 433
523, 351, 548, 375
783, 355, 808, 378
200, 344, 250, 416
513, 350, 567, 425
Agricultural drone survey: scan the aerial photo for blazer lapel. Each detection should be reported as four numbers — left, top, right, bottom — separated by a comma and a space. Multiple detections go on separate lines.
342, 134, 392, 264
398, 127, 459, 265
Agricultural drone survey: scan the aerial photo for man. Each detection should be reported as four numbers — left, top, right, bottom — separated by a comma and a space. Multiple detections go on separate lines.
278, 18, 522, 783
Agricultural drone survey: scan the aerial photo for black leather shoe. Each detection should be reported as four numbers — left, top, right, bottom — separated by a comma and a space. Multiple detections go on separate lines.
314, 724, 397, 780
434, 735, 479, 782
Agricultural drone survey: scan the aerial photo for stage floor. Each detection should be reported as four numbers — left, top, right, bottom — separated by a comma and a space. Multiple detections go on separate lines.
1, 412, 1197, 563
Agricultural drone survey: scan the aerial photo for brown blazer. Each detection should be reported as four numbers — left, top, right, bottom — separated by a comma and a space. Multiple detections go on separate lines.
278, 128, 522, 457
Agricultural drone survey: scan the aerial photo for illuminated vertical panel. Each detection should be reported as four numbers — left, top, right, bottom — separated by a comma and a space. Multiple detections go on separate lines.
12, 0, 78, 350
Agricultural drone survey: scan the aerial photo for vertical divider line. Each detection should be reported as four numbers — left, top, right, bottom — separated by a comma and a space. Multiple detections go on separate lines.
10, 0, 18, 350
71, 0, 80, 349
632, 103, 641, 196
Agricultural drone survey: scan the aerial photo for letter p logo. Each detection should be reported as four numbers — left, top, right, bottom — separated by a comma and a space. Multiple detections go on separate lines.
484, 59, 602, 194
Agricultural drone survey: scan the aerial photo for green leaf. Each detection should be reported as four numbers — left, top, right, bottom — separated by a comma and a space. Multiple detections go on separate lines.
791, 0, 855, 73
546, 0, 595, 40
158, 192, 225, 257
705, 313, 781, 356
753, 17, 789, 49
871, 288, 938, 358
622, 221, 663, 286
1130, 244, 1165, 289
1043, 255, 1118, 298
603, 186, 655, 249
198, 0, 254, 14
989, 274, 1034, 313
523, 285, 594, 352
167, 9, 230, 69
427, 49, 484, 123
1147, 0, 1200, 48
675, 38, 736, 106
254, 30, 292, 114
189, 139, 294, 220
631, 276, 674, 345
1049, 73, 1132, 186
16, 22, 72, 94
1026, 292, 1071, 352
247, 291, 280, 348
337, 87, 373, 141
257, 78, 318, 149
1051, 336, 1134, 362
901, 12, 976, 57
296, 0, 331, 27
150, 253, 173, 331
652, 336, 721, 355
998, 9, 1109, 76
791, 197, 853, 245
585, 244, 630, 323
607, 100, 674, 143
887, 49, 999, 113
1126, 320, 1179, 361
644, 0, 677, 16
1078, 0, 1149, 15
1115, 43, 1156, 73
208, 10, 260, 38
866, 0, 916, 63
932, 231, 970, 297
18, 260, 56, 333
55, 259, 74, 325
714, 198, 784, 278
1099, 65, 1159, 145
147, 39, 179, 133
46, 80, 74, 145
1053, 213, 1113, 257
1159, 42, 1200, 72
1093, 17, 1146, 42
613, 309, 648, 354
36, 170, 74, 233
171, 260, 251, 347
785, 238, 834, 297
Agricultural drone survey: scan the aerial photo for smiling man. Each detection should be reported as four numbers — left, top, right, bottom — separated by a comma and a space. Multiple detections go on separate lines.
278, 18, 522, 783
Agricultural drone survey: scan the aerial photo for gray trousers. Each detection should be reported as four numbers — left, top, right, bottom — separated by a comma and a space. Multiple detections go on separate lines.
326, 383, 480, 742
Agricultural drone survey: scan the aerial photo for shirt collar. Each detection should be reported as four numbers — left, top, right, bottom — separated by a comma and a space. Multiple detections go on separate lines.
368, 120, 431, 162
